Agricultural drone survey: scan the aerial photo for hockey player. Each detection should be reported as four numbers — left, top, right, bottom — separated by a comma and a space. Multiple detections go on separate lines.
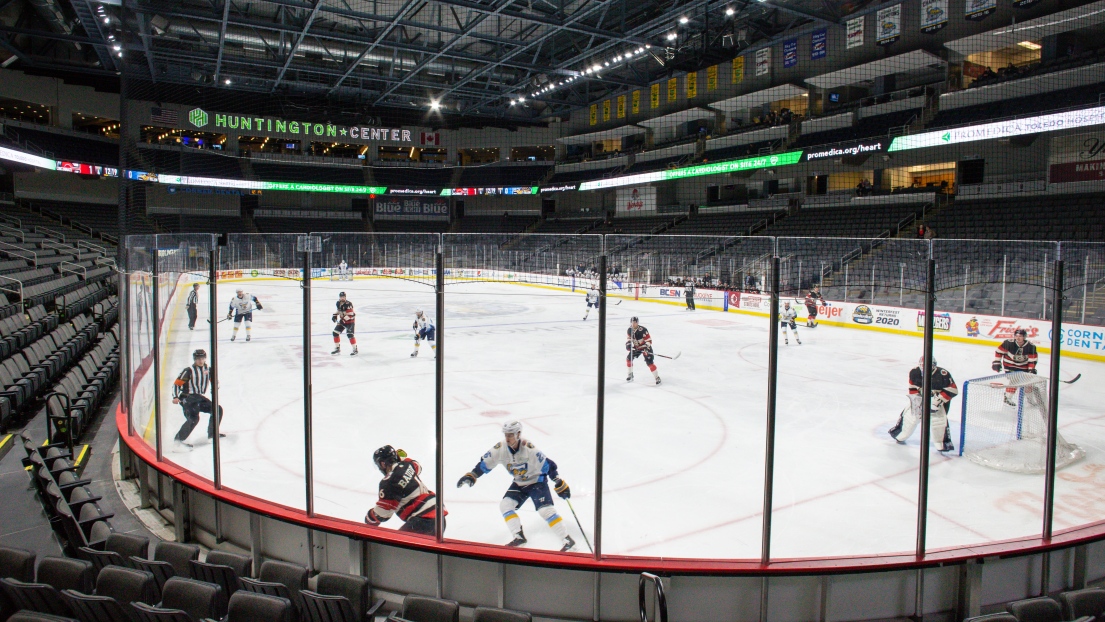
685, 283, 696, 311
337, 259, 351, 281
626, 316, 661, 385
993, 328, 1038, 405
171, 349, 224, 449
331, 292, 358, 356
456, 421, 575, 551
888, 356, 959, 452
226, 289, 262, 341
804, 287, 825, 327
411, 309, 436, 357
365, 445, 443, 536
780, 302, 801, 345
583, 286, 599, 321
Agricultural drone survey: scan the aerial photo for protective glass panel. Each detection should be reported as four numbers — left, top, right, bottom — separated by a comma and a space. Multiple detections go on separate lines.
601, 234, 771, 559
310, 233, 439, 532
208, 234, 307, 510
126, 235, 157, 451
154, 234, 215, 480
926, 239, 1059, 550
772, 237, 929, 558
443, 233, 601, 552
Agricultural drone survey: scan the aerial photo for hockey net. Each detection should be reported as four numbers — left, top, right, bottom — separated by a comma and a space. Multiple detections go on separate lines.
958, 372, 1084, 474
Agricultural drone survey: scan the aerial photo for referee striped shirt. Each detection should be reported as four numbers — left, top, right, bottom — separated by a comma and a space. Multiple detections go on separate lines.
173, 364, 210, 399
186, 290, 199, 308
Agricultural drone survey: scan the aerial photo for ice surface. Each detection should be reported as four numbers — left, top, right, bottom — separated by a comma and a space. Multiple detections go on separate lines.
148, 276, 1105, 559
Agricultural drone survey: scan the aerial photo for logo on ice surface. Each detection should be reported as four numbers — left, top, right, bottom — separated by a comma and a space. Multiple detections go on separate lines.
189, 108, 209, 128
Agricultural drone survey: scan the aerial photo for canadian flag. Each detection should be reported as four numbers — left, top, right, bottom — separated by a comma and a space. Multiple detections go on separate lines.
420, 132, 440, 146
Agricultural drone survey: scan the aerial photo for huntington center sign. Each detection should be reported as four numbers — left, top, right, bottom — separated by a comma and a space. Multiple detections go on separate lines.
166, 106, 416, 144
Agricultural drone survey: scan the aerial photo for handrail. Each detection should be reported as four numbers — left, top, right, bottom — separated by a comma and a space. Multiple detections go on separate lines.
638, 573, 668, 622
0, 240, 37, 267
35, 226, 65, 242
0, 223, 25, 242
77, 240, 108, 256
0, 212, 19, 228
42, 239, 80, 255
94, 257, 118, 270
0, 274, 24, 304
59, 261, 87, 279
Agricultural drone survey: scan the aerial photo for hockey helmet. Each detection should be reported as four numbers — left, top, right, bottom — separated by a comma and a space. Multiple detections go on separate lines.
192, 349, 207, 359
784, 301, 791, 307
339, 291, 347, 298
415, 309, 424, 317
1014, 328, 1028, 338
373, 445, 400, 474
235, 288, 244, 295
630, 316, 639, 324
502, 420, 523, 436
917, 355, 937, 368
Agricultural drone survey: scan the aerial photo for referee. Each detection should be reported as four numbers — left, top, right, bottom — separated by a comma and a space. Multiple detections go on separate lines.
172, 348, 224, 448
186, 283, 200, 330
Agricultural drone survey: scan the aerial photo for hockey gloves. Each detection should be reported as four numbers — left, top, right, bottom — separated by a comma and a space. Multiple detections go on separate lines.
992, 361, 1002, 372
625, 341, 632, 351
457, 472, 478, 488
554, 478, 571, 499
365, 508, 382, 526
332, 314, 338, 323
255, 302, 263, 310
226, 313, 233, 320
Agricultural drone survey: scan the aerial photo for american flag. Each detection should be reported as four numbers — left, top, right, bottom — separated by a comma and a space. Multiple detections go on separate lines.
151, 107, 179, 126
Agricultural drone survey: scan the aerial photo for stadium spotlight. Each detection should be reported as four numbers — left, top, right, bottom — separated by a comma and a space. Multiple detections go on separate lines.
726, 7, 735, 15
112, 44, 121, 51
224, 78, 232, 85
517, 97, 524, 104
666, 32, 678, 40
430, 100, 441, 110
679, 16, 689, 23
592, 64, 601, 71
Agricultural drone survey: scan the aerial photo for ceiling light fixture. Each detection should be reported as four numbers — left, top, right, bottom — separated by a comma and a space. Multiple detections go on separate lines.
726, 7, 735, 15
1018, 40, 1042, 50
679, 16, 689, 23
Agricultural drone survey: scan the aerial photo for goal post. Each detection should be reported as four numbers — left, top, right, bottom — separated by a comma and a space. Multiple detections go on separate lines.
958, 371, 1084, 474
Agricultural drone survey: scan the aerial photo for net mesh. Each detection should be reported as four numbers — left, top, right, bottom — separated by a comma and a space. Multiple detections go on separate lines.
958, 371, 1083, 474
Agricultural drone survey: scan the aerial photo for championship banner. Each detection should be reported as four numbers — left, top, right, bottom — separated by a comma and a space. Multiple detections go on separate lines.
755, 48, 771, 76
617, 95, 626, 119
667, 77, 678, 102
846, 16, 865, 49
783, 39, 798, 68
632, 90, 641, 114
590, 104, 597, 126
651, 83, 661, 108
920, 0, 948, 33
876, 4, 901, 46
811, 28, 827, 60
686, 72, 698, 99
965, 0, 996, 20
603, 99, 611, 122
732, 56, 745, 84
707, 65, 718, 91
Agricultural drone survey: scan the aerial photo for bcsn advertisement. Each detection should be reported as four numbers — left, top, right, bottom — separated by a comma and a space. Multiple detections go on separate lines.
616, 186, 657, 214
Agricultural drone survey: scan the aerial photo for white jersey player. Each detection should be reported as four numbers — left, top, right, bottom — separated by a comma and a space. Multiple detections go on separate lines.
780, 302, 800, 345
226, 289, 262, 342
337, 259, 351, 281
456, 421, 575, 551
583, 287, 599, 321
411, 310, 436, 357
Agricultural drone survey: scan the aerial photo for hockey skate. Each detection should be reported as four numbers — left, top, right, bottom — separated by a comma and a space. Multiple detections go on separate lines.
626, 371, 634, 382
655, 376, 662, 385
411, 350, 418, 357
331, 346, 341, 355
561, 536, 576, 552
796, 337, 801, 345
230, 335, 236, 342
939, 439, 955, 453
350, 347, 358, 356
784, 339, 789, 345
173, 439, 193, 450
507, 529, 527, 547
245, 335, 251, 342
1004, 392, 1017, 407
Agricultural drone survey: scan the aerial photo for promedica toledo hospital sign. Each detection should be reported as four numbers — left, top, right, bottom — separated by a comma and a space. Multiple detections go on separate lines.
183, 107, 415, 143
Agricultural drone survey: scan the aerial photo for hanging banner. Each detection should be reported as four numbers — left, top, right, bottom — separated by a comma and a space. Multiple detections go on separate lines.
686, 72, 698, 98
846, 16, 865, 48
1047, 131, 1105, 182
732, 56, 745, 84
603, 99, 611, 122
616, 186, 657, 214
1013, 0, 1041, 7
876, 4, 901, 46
920, 0, 948, 32
707, 65, 718, 91
617, 95, 626, 119
589, 104, 597, 126
755, 48, 771, 76
650, 83, 661, 109
783, 39, 798, 68
965, 0, 997, 20
811, 28, 827, 60
632, 90, 641, 115
667, 77, 678, 102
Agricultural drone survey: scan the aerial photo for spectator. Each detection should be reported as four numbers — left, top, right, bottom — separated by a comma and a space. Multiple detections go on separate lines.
924, 225, 936, 240
917, 224, 927, 239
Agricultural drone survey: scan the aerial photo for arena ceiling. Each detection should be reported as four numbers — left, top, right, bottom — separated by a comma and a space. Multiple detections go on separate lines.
0, 0, 878, 122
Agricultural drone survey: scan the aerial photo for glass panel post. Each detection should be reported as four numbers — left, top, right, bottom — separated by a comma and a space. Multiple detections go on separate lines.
152, 242, 163, 461
1043, 258, 1064, 541
761, 254, 780, 564
916, 254, 936, 557
436, 246, 445, 543
594, 253, 606, 561
210, 248, 222, 489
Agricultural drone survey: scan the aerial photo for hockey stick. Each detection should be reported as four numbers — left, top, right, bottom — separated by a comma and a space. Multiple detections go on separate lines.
630, 345, 680, 360
1060, 373, 1082, 385
564, 499, 593, 553
206, 317, 231, 325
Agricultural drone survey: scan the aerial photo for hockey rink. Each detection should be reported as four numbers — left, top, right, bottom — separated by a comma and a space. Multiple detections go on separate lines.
142, 275, 1105, 560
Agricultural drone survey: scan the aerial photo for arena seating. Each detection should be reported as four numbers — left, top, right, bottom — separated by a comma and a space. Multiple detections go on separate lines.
148, 214, 250, 234
373, 220, 451, 233
455, 165, 551, 187
254, 216, 365, 234
702, 139, 781, 162
371, 166, 455, 188
253, 162, 365, 185
758, 202, 923, 239
545, 166, 621, 184
791, 109, 919, 149
452, 215, 539, 234
924, 194, 1105, 241
666, 210, 784, 237
3, 126, 118, 166
180, 151, 243, 179
929, 83, 1105, 128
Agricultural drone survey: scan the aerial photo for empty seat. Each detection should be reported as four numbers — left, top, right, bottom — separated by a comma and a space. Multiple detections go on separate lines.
190, 550, 251, 599
964, 615, 1018, 622
7, 613, 81, 622
224, 591, 294, 621
130, 541, 200, 599
300, 572, 383, 622
1060, 588, 1105, 621
239, 560, 307, 611
0, 546, 36, 582
131, 576, 227, 622
472, 606, 532, 622
401, 595, 460, 622
1008, 597, 1067, 622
